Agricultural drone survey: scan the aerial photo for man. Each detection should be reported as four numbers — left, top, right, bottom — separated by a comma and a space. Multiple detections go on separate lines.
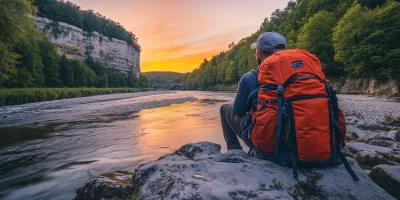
220, 32, 287, 150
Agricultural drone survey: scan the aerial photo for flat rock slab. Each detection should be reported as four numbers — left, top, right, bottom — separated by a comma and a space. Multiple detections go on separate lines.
347, 142, 394, 154
370, 165, 400, 199
346, 142, 400, 167
134, 142, 395, 200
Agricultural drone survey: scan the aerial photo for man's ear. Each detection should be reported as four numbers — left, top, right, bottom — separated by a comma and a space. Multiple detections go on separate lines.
256, 48, 263, 57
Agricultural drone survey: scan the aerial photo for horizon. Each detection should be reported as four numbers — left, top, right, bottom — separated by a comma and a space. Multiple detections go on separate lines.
68, 0, 290, 73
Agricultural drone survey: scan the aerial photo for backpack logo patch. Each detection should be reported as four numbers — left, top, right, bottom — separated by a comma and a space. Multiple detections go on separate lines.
292, 60, 303, 68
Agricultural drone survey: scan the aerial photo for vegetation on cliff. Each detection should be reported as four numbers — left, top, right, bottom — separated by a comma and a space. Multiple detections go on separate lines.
184, 0, 400, 90
0, 0, 147, 90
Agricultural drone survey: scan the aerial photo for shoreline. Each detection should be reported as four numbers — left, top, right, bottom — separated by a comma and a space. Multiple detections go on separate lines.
0, 88, 154, 107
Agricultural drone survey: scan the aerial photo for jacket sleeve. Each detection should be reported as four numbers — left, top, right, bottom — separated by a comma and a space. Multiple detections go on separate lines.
233, 74, 251, 116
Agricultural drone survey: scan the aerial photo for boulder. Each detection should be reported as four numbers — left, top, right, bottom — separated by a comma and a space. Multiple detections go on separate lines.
370, 165, 400, 199
133, 142, 395, 200
75, 171, 134, 200
369, 140, 395, 147
346, 126, 399, 143
346, 142, 398, 167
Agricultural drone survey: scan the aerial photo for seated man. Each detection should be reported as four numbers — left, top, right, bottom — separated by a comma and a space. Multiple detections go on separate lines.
220, 32, 287, 150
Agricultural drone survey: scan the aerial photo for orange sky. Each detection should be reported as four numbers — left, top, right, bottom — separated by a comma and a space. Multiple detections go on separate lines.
69, 0, 290, 73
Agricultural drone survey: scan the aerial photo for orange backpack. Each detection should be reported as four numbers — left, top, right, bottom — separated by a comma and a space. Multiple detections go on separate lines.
250, 49, 359, 181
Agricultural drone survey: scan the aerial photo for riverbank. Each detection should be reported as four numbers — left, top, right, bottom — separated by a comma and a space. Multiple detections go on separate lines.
0, 88, 154, 106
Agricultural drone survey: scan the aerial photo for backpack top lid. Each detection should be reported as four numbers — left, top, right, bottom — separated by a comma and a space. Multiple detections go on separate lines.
258, 49, 326, 85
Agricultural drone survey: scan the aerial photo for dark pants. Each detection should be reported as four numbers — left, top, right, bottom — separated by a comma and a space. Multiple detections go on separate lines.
220, 104, 252, 150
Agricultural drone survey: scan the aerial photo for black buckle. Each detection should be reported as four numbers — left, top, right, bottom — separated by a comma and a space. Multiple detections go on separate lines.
277, 85, 284, 96
324, 82, 332, 93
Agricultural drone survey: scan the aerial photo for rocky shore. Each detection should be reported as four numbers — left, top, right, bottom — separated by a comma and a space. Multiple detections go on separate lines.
75, 95, 400, 200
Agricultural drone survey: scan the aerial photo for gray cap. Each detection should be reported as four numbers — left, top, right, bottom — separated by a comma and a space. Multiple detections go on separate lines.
250, 32, 286, 53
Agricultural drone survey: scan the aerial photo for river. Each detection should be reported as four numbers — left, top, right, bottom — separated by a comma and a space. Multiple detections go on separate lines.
1, 91, 399, 200
0, 91, 242, 200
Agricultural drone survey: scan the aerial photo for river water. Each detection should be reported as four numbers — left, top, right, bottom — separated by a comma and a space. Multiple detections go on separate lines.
0, 91, 241, 200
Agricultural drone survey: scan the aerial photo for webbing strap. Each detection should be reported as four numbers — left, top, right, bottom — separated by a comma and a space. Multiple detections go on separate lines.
338, 150, 360, 181
274, 85, 284, 157
257, 100, 278, 104
332, 117, 359, 181
261, 84, 278, 91
292, 157, 298, 179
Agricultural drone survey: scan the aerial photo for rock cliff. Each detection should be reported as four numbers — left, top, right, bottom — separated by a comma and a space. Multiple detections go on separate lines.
331, 77, 399, 96
35, 17, 140, 78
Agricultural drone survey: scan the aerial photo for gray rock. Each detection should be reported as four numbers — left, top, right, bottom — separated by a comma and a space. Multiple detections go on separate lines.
133, 142, 395, 200
75, 171, 134, 200
347, 142, 396, 167
387, 130, 400, 142
347, 126, 399, 143
370, 165, 400, 199
370, 140, 395, 147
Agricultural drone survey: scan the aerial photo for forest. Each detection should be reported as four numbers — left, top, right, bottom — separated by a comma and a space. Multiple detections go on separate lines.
0, 0, 148, 89
143, 72, 187, 84
184, 0, 400, 90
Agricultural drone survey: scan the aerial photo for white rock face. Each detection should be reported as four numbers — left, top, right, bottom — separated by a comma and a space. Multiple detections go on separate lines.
134, 142, 395, 200
35, 17, 140, 78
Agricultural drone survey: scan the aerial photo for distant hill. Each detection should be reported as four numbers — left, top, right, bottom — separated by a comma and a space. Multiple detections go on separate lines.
143, 71, 188, 83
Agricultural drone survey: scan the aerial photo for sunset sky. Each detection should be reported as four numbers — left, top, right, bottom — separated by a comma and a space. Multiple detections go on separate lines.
69, 0, 290, 73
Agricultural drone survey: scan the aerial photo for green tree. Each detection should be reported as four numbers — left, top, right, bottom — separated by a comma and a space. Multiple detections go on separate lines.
97, 74, 108, 88
71, 60, 87, 87
127, 74, 139, 88
139, 74, 150, 88
333, 1, 400, 81
12, 34, 45, 87
358, 0, 387, 8
297, 11, 343, 76
59, 55, 75, 87
39, 36, 61, 87
0, 0, 38, 87
85, 56, 104, 76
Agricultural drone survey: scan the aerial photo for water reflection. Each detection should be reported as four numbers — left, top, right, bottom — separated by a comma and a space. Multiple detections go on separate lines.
136, 101, 227, 159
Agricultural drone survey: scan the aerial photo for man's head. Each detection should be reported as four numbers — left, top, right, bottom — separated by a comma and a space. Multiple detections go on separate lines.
251, 32, 286, 66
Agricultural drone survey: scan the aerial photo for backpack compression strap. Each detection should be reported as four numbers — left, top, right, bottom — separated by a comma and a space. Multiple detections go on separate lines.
325, 81, 359, 181
274, 85, 284, 157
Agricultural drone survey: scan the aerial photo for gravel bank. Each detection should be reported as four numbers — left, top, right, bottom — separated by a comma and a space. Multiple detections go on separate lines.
338, 94, 400, 125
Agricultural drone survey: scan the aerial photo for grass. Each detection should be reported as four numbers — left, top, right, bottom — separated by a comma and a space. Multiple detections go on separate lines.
0, 88, 153, 106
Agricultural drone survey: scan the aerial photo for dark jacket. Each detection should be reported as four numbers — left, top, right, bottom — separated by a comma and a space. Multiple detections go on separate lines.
233, 70, 260, 140
233, 70, 260, 116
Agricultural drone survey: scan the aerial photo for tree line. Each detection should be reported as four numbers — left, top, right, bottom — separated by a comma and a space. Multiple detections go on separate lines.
0, 0, 149, 89
184, 0, 400, 90
33, 0, 141, 52
143, 72, 187, 84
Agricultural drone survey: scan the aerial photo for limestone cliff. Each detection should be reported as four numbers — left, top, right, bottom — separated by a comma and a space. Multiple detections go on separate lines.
35, 17, 140, 78
331, 77, 399, 96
